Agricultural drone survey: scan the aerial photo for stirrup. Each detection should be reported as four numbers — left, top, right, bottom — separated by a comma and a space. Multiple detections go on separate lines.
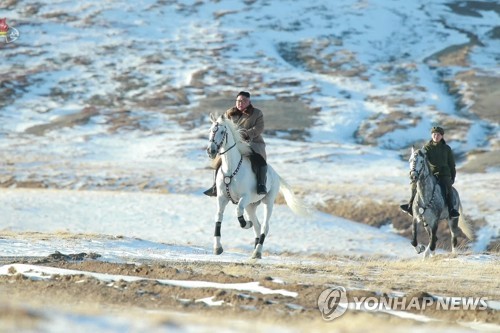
400, 204, 413, 216
449, 209, 460, 218
203, 186, 217, 197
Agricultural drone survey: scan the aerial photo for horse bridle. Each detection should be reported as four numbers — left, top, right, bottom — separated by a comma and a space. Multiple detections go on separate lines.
410, 150, 438, 215
209, 123, 236, 155
409, 151, 427, 183
208, 121, 242, 204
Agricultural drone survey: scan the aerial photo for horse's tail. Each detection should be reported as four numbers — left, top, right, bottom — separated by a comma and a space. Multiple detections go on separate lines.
457, 201, 474, 240
278, 175, 311, 216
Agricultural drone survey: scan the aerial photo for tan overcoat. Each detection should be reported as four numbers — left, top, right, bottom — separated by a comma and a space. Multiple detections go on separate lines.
225, 105, 266, 160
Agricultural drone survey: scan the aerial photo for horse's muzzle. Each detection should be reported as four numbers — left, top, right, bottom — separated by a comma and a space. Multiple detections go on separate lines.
409, 171, 417, 183
206, 144, 217, 159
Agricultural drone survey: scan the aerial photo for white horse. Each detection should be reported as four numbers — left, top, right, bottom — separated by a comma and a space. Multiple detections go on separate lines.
206, 114, 309, 259
408, 147, 473, 258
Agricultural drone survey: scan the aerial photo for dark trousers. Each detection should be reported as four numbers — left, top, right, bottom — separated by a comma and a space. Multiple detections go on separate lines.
407, 176, 454, 212
438, 175, 454, 211
249, 151, 267, 191
249, 151, 267, 172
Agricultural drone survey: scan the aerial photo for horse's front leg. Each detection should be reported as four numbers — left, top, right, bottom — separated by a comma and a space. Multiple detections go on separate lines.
214, 196, 230, 255
411, 218, 425, 254
236, 196, 253, 229
423, 221, 438, 259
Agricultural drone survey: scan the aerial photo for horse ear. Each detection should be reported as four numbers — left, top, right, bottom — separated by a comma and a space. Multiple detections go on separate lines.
418, 147, 426, 157
210, 113, 217, 123
411, 146, 415, 154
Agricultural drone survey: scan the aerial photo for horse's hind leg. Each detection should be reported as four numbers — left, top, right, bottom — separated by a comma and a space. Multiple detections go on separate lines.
252, 201, 273, 259
448, 217, 459, 254
245, 204, 261, 249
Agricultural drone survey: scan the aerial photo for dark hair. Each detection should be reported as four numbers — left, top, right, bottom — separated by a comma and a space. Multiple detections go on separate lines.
237, 91, 250, 99
431, 126, 444, 135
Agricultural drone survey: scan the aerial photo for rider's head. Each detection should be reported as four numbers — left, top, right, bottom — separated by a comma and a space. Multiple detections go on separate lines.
236, 91, 251, 112
431, 126, 444, 143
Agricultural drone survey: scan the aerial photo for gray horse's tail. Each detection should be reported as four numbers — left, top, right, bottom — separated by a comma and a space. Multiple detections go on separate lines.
458, 202, 474, 240
278, 175, 311, 216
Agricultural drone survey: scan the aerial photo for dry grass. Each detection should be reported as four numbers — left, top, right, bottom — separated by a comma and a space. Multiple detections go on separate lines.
0, 231, 108, 242
487, 239, 500, 253
353, 257, 500, 297
1, 233, 498, 331
0, 304, 42, 332
176, 252, 500, 299
460, 150, 500, 173
314, 198, 481, 251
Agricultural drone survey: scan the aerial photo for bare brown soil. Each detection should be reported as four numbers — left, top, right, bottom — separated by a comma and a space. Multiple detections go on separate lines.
0, 244, 499, 332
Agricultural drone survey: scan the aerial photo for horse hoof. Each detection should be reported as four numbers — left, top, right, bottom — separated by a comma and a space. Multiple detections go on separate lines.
251, 251, 262, 259
214, 247, 223, 255
415, 244, 425, 254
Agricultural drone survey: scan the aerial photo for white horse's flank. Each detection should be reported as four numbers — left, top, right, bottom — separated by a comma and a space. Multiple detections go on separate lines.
408, 147, 473, 258
206, 114, 309, 259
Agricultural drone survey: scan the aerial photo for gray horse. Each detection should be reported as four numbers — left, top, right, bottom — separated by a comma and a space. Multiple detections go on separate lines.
408, 147, 473, 258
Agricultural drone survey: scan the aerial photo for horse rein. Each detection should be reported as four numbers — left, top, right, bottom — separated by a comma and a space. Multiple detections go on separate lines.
409, 151, 429, 183
410, 151, 438, 216
209, 122, 242, 204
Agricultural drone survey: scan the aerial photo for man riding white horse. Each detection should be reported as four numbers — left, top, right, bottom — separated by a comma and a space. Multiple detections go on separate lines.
204, 91, 268, 196
400, 126, 460, 218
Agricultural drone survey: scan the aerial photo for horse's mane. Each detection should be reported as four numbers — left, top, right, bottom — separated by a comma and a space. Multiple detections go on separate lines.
417, 148, 432, 173
216, 114, 252, 156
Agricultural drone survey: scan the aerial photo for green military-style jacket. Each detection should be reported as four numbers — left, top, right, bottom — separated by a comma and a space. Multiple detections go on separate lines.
423, 140, 456, 179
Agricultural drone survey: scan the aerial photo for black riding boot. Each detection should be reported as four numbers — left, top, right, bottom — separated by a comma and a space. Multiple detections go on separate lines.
447, 190, 460, 218
256, 165, 267, 195
400, 184, 416, 216
203, 168, 218, 197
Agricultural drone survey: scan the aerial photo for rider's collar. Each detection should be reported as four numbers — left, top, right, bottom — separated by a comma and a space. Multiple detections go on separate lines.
242, 104, 253, 115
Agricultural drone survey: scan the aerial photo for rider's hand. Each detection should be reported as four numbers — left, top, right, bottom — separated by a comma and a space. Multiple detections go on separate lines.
240, 129, 250, 141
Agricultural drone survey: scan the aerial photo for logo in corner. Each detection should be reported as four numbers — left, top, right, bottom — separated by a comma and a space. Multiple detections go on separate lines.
318, 286, 348, 321
0, 18, 20, 44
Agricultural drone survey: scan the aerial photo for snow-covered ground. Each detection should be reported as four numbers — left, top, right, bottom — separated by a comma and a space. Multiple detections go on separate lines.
0, 188, 418, 259
0, 0, 499, 331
